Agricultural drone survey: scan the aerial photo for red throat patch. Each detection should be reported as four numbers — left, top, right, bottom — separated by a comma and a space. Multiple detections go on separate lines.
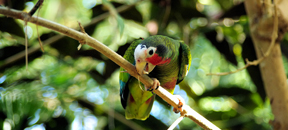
146, 53, 171, 65
145, 97, 153, 104
129, 94, 135, 103
163, 79, 177, 90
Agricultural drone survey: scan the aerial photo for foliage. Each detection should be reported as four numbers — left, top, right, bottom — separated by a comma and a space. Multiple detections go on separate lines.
2, 0, 287, 129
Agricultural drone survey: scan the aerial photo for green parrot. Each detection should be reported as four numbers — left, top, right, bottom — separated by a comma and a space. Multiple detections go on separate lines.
119, 35, 191, 120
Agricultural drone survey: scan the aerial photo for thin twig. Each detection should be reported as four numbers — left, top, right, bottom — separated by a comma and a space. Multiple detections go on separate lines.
168, 115, 184, 130
0, 6, 220, 130
206, 4, 278, 76
77, 21, 88, 50
36, 1, 44, 52
28, 0, 44, 16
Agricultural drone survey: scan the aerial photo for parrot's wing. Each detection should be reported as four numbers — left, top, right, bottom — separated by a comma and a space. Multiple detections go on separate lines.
177, 41, 191, 84
119, 38, 143, 109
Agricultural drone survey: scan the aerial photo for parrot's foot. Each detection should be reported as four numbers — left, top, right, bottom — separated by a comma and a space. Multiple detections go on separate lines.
173, 95, 185, 113
146, 78, 160, 92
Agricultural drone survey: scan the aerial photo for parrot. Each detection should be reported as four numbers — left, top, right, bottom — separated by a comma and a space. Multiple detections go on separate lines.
119, 35, 191, 120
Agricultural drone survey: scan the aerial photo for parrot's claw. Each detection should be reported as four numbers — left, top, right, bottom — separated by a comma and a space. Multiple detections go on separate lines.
146, 78, 160, 92
173, 95, 185, 114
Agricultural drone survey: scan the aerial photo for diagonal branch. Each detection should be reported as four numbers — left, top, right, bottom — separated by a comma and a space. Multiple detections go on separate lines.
0, 6, 220, 130
0, 3, 138, 70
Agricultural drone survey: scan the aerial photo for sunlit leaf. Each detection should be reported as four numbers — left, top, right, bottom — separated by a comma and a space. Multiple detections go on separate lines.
116, 15, 125, 36
102, 0, 125, 36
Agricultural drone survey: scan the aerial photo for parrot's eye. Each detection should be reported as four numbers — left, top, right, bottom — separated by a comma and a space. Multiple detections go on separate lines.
149, 50, 154, 55
147, 47, 156, 57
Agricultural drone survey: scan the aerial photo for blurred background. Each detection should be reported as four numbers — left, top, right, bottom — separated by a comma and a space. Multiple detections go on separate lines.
1, 0, 288, 129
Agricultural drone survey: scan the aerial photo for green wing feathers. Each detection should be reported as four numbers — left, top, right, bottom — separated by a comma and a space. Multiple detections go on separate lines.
177, 41, 192, 84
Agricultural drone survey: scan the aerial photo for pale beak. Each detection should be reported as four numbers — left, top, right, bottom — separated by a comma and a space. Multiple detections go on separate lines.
136, 60, 156, 75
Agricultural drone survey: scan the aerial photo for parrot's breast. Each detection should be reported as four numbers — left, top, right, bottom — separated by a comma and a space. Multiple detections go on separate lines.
149, 57, 179, 93
162, 78, 177, 93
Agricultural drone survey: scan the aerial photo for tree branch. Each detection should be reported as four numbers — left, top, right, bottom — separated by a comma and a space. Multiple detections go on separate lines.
245, 1, 288, 129
168, 115, 184, 130
0, 3, 138, 69
0, 6, 220, 130
28, 0, 44, 16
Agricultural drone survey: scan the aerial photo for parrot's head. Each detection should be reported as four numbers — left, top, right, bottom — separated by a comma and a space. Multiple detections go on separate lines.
134, 36, 172, 75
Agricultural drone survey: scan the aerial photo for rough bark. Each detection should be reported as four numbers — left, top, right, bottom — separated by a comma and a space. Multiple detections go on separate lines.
244, 0, 288, 129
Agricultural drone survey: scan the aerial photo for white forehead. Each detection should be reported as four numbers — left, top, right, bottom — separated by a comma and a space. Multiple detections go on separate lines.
134, 44, 147, 60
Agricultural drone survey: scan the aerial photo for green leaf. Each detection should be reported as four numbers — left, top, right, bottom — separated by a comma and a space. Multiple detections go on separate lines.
102, 0, 125, 37
92, 2, 143, 23
116, 15, 125, 36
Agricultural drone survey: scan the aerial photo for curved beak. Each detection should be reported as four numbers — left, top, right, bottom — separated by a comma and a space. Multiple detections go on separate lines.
136, 61, 147, 75
136, 60, 156, 75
